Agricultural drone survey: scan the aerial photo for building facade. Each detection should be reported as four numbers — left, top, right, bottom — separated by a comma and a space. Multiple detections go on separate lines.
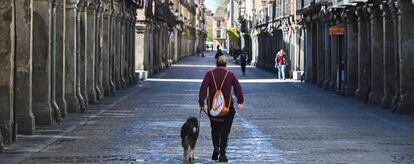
297, 0, 414, 115
134, 0, 207, 77
239, 0, 304, 79
0, 0, 143, 151
213, 6, 228, 49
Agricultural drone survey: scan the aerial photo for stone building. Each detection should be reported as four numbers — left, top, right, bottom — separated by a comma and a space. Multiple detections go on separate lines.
241, 0, 304, 79
134, 0, 207, 77
297, 0, 414, 115
213, 6, 228, 49
0, 0, 142, 151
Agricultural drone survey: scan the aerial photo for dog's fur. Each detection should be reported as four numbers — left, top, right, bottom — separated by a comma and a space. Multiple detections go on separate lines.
180, 117, 199, 162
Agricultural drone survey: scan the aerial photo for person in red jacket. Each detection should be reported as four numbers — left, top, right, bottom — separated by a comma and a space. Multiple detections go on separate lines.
275, 49, 286, 80
199, 55, 245, 162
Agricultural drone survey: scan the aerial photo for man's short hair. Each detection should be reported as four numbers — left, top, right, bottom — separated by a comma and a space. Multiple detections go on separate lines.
216, 55, 227, 67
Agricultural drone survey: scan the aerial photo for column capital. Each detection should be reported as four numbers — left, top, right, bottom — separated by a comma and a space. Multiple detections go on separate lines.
367, 4, 382, 20
355, 5, 369, 21
77, 0, 88, 11
396, 0, 414, 14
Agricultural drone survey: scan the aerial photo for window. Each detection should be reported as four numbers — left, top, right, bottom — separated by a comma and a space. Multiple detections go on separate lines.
216, 20, 221, 28
216, 30, 221, 38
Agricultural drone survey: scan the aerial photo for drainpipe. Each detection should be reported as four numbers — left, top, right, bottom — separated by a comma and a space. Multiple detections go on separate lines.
109, 0, 115, 93
120, 0, 126, 88
95, 0, 103, 99
76, 0, 87, 112
51, 0, 62, 123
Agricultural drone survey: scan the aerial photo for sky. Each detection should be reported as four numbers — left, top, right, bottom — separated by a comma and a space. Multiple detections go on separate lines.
204, 0, 219, 12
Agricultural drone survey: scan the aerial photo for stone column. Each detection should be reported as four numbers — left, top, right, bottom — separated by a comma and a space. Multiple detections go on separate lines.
56, 0, 67, 118
355, 6, 371, 101
304, 20, 313, 83
109, 1, 116, 93
0, 0, 15, 144
86, 1, 97, 103
395, 0, 414, 114
113, 0, 121, 89
368, 4, 384, 104
128, 7, 134, 85
329, 30, 337, 91
344, 9, 358, 96
96, 1, 104, 99
79, 0, 89, 107
145, 23, 153, 75
14, 0, 36, 134
75, 0, 87, 111
32, 0, 54, 125
380, 2, 396, 108
119, 1, 126, 88
65, 1, 80, 112
135, 22, 146, 70
102, 0, 112, 95
122, 5, 130, 86
323, 15, 332, 90
316, 18, 325, 87
131, 8, 137, 83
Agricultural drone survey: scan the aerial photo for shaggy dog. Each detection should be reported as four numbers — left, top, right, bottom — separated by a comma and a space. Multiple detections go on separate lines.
180, 117, 199, 162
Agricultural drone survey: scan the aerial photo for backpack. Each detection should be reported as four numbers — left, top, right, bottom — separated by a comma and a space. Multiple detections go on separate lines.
209, 71, 231, 117
240, 53, 247, 63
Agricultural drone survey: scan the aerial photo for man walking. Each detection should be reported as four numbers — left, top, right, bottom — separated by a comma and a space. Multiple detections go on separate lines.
275, 49, 287, 80
238, 48, 249, 76
199, 55, 245, 162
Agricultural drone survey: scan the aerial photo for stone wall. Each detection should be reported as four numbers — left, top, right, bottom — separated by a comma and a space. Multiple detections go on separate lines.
299, 0, 414, 115
0, 0, 142, 152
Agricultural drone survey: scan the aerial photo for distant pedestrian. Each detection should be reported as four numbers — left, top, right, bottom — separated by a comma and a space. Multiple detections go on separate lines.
237, 48, 249, 76
275, 49, 286, 80
215, 49, 223, 60
199, 55, 245, 162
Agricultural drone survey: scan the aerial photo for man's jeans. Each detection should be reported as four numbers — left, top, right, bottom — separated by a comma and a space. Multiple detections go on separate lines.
277, 65, 286, 79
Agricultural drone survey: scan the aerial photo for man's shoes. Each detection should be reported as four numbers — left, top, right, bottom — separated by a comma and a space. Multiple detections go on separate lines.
218, 155, 228, 162
212, 148, 219, 160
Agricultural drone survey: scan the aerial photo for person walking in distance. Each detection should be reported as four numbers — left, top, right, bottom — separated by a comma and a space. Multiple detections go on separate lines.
238, 48, 249, 76
199, 55, 245, 162
275, 49, 287, 80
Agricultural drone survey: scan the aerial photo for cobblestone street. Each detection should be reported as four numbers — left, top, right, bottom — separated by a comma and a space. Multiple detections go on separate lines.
3, 51, 414, 163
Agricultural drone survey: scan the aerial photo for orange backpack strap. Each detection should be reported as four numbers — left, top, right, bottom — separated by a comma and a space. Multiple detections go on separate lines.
210, 71, 218, 90
219, 71, 229, 90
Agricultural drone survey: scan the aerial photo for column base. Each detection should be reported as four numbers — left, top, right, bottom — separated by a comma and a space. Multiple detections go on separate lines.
87, 87, 97, 104
368, 91, 384, 104
65, 94, 80, 113
317, 77, 324, 88
34, 110, 54, 126
329, 80, 336, 91
0, 130, 4, 153
344, 85, 357, 96
322, 78, 331, 90
16, 115, 35, 135
394, 95, 414, 114
355, 87, 369, 101
381, 94, 394, 109
0, 121, 13, 144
